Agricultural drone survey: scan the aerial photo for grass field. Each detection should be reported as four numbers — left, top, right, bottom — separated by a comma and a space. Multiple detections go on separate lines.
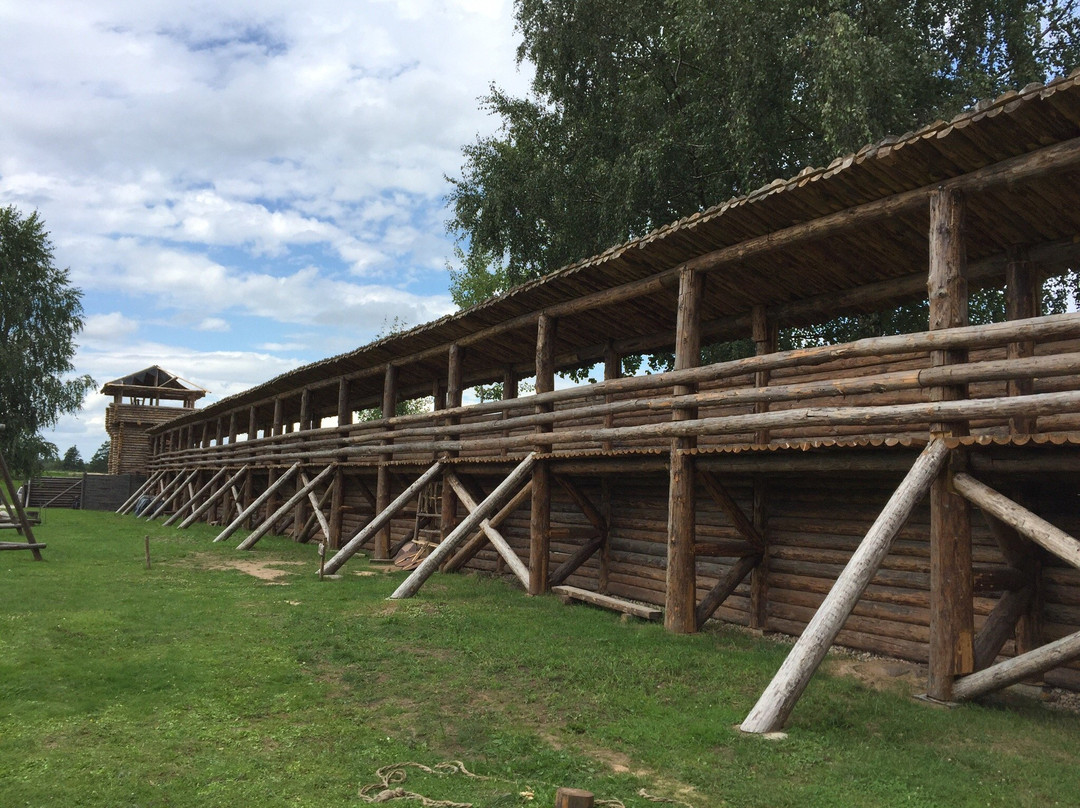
2, 510, 1079, 807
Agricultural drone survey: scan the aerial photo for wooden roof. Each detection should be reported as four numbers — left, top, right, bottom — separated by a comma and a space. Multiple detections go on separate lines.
155, 70, 1080, 432
102, 366, 207, 402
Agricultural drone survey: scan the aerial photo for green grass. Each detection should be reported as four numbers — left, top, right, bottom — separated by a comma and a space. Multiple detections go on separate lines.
2, 511, 1079, 807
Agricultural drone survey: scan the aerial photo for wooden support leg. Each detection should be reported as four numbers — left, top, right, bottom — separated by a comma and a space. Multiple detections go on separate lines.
529, 461, 550, 596
665, 445, 696, 634
928, 453, 974, 701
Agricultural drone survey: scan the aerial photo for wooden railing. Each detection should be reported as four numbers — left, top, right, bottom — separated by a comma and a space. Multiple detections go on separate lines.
149, 313, 1080, 470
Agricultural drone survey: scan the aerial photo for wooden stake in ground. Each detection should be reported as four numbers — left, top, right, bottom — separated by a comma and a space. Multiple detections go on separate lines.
318, 542, 326, 581
144, 535, 151, 570
555, 787, 594, 808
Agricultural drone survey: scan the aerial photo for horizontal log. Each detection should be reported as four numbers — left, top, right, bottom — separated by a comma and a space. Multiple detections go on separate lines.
553, 585, 662, 621
0, 542, 47, 550
694, 540, 762, 557
953, 628, 1080, 701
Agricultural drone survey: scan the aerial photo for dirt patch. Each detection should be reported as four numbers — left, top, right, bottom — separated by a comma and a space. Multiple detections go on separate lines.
175, 552, 307, 582
826, 656, 926, 695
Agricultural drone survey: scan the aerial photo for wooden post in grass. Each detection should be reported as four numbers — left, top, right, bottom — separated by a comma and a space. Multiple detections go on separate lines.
666, 268, 702, 633
927, 187, 974, 702
144, 535, 151, 570
530, 314, 555, 596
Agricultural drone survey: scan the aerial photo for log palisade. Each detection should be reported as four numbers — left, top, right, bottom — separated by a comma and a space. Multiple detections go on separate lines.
135, 73, 1080, 727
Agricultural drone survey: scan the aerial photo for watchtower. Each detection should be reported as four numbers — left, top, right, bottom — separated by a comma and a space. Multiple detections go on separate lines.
102, 367, 206, 475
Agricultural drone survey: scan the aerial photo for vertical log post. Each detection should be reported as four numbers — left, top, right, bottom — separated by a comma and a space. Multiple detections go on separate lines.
1006, 248, 1039, 434
440, 346, 463, 541
602, 341, 620, 452
247, 406, 258, 442
530, 313, 556, 596
749, 306, 776, 631
337, 377, 352, 427
927, 187, 974, 702
666, 269, 702, 633
329, 464, 345, 550
500, 366, 518, 457
299, 387, 312, 432
374, 364, 398, 559
228, 412, 238, 444
273, 398, 284, 437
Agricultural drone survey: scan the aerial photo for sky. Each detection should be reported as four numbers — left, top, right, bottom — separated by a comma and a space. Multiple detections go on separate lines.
0, 0, 532, 460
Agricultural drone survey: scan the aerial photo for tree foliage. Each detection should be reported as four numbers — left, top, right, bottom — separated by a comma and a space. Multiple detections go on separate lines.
87, 440, 110, 473
448, 1, 1080, 310
0, 206, 95, 475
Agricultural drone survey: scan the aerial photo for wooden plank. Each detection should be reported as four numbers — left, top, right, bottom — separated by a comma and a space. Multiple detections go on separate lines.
740, 439, 947, 734
553, 585, 662, 621
391, 453, 536, 599
323, 461, 444, 575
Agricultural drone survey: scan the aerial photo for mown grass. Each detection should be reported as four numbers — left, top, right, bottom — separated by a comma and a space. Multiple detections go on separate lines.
2, 510, 1079, 807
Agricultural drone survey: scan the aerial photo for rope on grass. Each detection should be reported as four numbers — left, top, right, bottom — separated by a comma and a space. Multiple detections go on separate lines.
357, 760, 696, 808
358, 761, 486, 807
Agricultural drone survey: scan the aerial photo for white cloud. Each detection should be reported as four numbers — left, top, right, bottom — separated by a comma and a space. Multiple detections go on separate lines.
0, 0, 530, 460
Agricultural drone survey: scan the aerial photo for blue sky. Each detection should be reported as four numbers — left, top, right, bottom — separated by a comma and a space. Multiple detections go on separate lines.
0, 0, 531, 459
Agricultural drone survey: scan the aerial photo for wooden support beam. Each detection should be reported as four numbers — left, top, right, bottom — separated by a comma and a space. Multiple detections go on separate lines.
667, 268, 702, 634
740, 439, 947, 734
238, 464, 335, 550
273, 397, 284, 436
375, 364, 399, 560
698, 471, 764, 549
323, 461, 444, 575
752, 304, 776, 446
247, 406, 258, 442
444, 479, 533, 572
445, 472, 530, 588
441, 345, 463, 540
973, 586, 1035, 671
531, 315, 556, 596
329, 465, 345, 550
0, 448, 41, 559
953, 472, 1080, 570
117, 470, 165, 514
163, 466, 227, 526
228, 412, 238, 443
298, 471, 334, 543
750, 477, 769, 631
552, 474, 607, 534
927, 186, 973, 703
391, 453, 536, 599
1006, 248, 1039, 434
180, 466, 249, 529
953, 628, 1080, 701
214, 462, 301, 544
549, 535, 604, 588
299, 388, 312, 431
146, 469, 198, 520
337, 377, 352, 427
602, 341, 620, 452
696, 554, 760, 629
